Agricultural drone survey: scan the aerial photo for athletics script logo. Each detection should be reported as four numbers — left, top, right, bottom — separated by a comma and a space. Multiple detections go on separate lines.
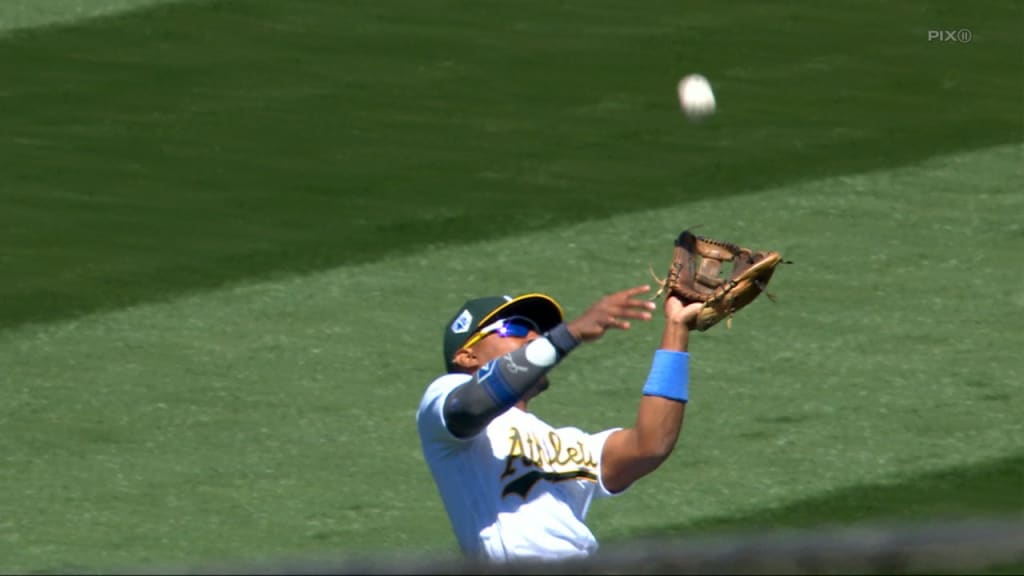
499, 427, 598, 498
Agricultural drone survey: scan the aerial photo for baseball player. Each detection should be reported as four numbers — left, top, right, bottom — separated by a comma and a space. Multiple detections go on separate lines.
416, 284, 701, 562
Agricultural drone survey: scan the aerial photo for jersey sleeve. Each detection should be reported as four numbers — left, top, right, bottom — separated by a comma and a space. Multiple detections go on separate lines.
553, 425, 626, 499
587, 427, 625, 499
416, 373, 474, 445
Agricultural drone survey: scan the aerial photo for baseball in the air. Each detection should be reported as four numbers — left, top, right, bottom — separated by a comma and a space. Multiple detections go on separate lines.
678, 73, 716, 120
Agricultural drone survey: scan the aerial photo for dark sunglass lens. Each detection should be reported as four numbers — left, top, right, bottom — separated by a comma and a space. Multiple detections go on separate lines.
503, 321, 534, 337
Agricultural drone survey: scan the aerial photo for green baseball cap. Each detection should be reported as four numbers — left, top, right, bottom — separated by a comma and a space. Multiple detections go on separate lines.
443, 293, 564, 372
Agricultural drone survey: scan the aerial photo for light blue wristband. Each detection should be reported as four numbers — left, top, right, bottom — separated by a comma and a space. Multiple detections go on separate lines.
642, 350, 689, 403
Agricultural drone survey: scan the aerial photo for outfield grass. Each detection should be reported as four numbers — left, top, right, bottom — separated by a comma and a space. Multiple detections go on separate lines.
0, 0, 1022, 572
0, 0, 1020, 330
635, 453, 1024, 539
2, 144, 1021, 572
0, 0, 190, 33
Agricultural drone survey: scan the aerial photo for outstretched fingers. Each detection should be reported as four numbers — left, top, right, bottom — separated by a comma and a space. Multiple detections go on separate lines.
613, 305, 654, 322
571, 285, 662, 342
619, 284, 654, 299
604, 285, 658, 328
603, 315, 631, 331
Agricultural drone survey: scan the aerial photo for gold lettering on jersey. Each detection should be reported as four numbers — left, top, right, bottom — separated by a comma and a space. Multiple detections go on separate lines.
500, 426, 599, 498
501, 428, 526, 479
527, 434, 546, 468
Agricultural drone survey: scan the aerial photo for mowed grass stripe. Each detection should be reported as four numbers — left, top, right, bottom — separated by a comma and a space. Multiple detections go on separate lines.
0, 0, 201, 34
2, 0, 1021, 331
0, 144, 1021, 571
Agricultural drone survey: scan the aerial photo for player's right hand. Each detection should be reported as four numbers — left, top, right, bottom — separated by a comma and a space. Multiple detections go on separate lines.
567, 285, 657, 343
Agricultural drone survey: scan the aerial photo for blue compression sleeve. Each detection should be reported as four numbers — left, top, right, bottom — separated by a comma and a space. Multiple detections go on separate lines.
641, 350, 689, 403
476, 358, 519, 407
443, 329, 575, 438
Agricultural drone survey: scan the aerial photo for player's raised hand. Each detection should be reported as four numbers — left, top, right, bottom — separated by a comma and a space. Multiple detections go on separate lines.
567, 285, 657, 343
665, 295, 704, 329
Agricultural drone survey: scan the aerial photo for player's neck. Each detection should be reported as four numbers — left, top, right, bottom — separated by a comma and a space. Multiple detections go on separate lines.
515, 399, 529, 412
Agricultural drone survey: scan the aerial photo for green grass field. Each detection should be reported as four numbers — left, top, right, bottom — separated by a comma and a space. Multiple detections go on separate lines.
0, 0, 1022, 572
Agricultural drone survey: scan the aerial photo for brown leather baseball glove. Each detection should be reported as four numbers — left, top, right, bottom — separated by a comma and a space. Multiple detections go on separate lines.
651, 230, 785, 331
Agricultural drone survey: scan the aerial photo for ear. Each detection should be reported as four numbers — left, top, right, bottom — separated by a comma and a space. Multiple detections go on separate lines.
453, 348, 481, 372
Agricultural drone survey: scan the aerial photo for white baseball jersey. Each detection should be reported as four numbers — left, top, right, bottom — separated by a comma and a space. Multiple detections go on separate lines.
416, 373, 624, 562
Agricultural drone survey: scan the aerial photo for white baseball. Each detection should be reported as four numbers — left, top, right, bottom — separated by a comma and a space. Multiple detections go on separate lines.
678, 74, 716, 120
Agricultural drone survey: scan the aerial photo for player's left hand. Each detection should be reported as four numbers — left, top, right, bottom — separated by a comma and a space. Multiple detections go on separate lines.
665, 295, 703, 330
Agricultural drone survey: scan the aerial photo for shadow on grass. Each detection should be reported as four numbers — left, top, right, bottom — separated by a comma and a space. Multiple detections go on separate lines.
598, 453, 1024, 574
623, 452, 1024, 540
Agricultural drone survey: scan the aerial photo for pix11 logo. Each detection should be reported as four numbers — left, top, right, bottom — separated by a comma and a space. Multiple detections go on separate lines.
928, 28, 972, 43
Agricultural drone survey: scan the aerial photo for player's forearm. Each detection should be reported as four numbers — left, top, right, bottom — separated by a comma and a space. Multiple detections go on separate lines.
600, 345, 690, 493
660, 319, 690, 352
443, 324, 579, 438
631, 395, 686, 460
634, 322, 691, 456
